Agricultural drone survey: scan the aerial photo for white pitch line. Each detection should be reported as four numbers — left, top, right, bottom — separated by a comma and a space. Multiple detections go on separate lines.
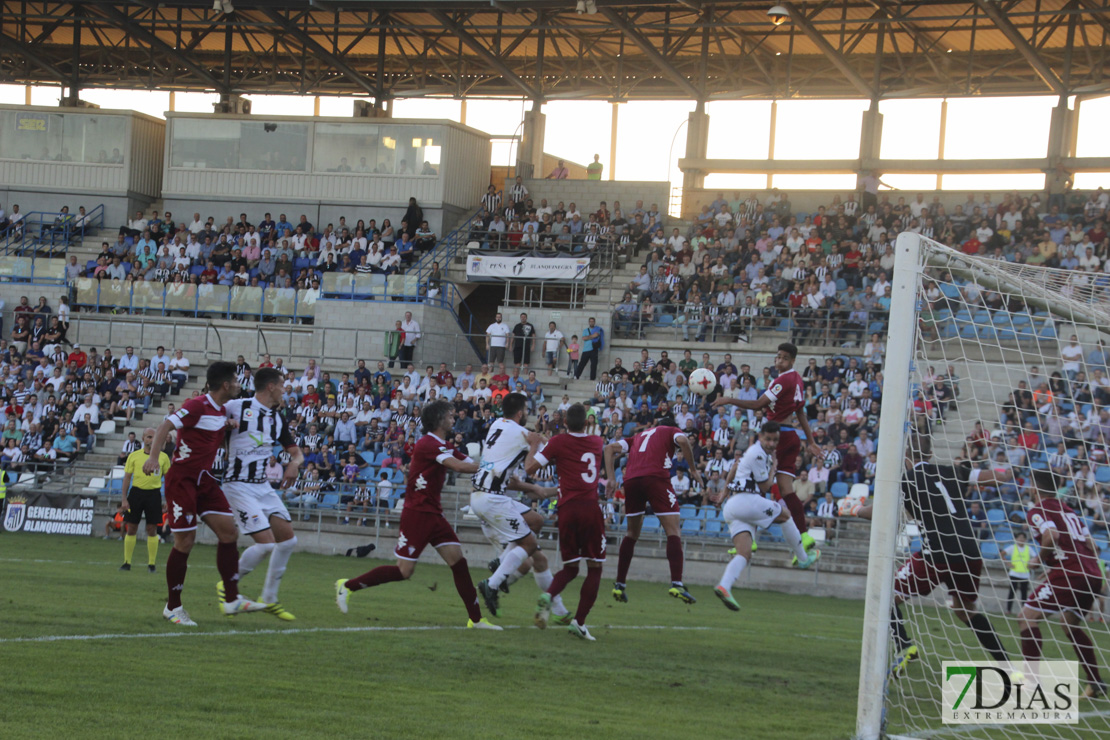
0, 623, 715, 645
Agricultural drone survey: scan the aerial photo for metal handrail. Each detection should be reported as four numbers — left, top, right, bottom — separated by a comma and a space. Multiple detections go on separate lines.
1, 204, 105, 256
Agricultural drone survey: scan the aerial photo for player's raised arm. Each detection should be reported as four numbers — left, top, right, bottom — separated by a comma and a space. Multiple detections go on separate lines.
523, 430, 548, 476
602, 440, 625, 493
281, 445, 305, 489
142, 417, 176, 475
711, 395, 769, 411
441, 454, 479, 475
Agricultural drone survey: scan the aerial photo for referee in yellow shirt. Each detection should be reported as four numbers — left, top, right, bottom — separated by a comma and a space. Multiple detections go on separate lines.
119, 428, 171, 573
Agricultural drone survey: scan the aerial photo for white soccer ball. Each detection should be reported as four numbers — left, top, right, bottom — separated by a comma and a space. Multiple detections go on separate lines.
823, 449, 842, 469
688, 368, 717, 396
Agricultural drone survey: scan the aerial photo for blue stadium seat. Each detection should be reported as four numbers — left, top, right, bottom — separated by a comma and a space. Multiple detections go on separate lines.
986, 509, 1007, 526
762, 524, 784, 542
979, 541, 1000, 560
1096, 467, 1110, 484
189, 265, 205, 277
642, 515, 661, 533
679, 504, 698, 519
360, 451, 375, 464
704, 519, 725, 537
1039, 324, 1057, 339
681, 518, 701, 535
867, 321, 885, 334
836, 278, 848, 292
909, 537, 922, 554
656, 314, 674, 327
831, 481, 849, 498
320, 493, 340, 509
372, 451, 387, 466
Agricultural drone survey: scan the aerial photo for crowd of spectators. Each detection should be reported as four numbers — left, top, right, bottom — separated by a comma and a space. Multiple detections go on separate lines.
470, 178, 667, 257
205, 344, 886, 530
608, 186, 1110, 347
74, 201, 437, 295
0, 312, 191, 479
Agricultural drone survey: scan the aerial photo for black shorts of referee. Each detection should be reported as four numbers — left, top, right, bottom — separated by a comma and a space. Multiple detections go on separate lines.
123, 487, 163, 526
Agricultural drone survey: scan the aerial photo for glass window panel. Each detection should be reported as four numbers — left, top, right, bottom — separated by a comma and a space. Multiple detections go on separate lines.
1074, 172, 1110, 189
239, 121, 308, 171
77, 115, 127, 164
131, 281, 164, 311
75, 278, 99, 307
943, 97, 1054, 159
321, 272, 351, 295
171, 118, 240, 168
296, 289, 318, 317
774, 100, 869, 159
352, 273, 379, 297
265, 287, 296, 317
229, 285, 264, 315
941, 173, 1045, 190
197, 284, 230, 313
770, 174, 859, 189
164, 282, 197, 313
878, 99, 942, 159
101, 279, 131, 309
0, 110, 65, 161
1077, 97, 1110, 157
313, 122, 379, 173
880, 174, 941, 191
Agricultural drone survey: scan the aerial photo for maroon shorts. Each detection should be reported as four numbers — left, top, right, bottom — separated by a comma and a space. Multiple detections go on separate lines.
1024, 569, 1103, 616
557, 499, 607, 563
623, 476, 679, 517
394, 508, 460, 561
165, 467, 232, 532
894, 552, 982, 602
776, 429, 801, 477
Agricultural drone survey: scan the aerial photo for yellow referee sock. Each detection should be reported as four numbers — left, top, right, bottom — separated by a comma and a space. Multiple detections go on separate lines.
147, 536, 159, 567
123, 534, 137, 565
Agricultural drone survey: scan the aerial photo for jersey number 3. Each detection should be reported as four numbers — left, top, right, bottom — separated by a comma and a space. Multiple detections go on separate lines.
580, 452, 597, 483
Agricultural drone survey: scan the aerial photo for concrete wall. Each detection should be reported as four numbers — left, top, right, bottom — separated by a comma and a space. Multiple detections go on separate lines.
505, 178, 672, 215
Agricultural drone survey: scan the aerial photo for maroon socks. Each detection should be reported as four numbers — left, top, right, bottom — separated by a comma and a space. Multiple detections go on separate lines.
346, 565, 404, 591
166, 547, 189, 609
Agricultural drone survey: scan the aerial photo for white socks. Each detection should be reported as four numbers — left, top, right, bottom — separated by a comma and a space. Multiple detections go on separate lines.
238, 542, 275, 578
488, 544, 528, 589
719, 554, 748, 592
780, 519, 810, 561
262, 536, 296, 603
532, 567, 568, 616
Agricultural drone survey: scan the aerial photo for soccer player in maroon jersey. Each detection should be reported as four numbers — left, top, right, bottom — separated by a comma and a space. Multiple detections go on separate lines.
603, 417, 703, 604
712, 342, 822, 558
522, 403, 606, 640
1018, 471, 1105, 698
143, 361, 267, 626
334, 400, 501, 630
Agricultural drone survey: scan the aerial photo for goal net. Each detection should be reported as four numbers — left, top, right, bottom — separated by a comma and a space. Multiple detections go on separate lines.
856, 232, 1110, 740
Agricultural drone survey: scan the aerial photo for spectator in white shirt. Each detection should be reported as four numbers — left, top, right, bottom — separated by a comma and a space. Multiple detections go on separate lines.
670, 469, 692, 503
168, 349, 190, 391
116, 346, 139, 377
400, 311, 421, 365
75, 395, 100, 426
1062, 335, 1085, 380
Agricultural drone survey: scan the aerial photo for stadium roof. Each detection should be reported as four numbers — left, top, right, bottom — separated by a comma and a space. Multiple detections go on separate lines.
1, 0, 1108, 102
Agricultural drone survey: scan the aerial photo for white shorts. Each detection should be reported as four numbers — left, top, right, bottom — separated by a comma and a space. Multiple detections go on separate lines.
722, 493, 783, 539
470, 491, 532, 545
223, 480, 291, 535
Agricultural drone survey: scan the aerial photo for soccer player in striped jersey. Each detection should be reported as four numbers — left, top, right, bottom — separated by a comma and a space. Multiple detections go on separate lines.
218, 367, 304, 620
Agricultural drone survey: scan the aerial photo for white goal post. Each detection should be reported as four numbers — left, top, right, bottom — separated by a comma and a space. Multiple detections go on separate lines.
855, 231, 1110, 740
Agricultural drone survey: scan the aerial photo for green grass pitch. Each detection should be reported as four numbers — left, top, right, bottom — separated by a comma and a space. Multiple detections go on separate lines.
3, 533, 1108, 739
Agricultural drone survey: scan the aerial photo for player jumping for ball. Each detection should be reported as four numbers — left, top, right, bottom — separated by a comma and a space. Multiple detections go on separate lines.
711, 422, 819, 611
856, 432, 1010, 676
1018, 470, 1106, 699
335, 400, 500, 630
712, 342, 822, 562
218, 367, 305, 620
145, 361, 268, 626
603, 417, 703, 604
523, 403, 607, 640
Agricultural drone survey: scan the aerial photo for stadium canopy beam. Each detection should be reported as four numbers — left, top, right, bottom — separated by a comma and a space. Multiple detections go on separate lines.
428, 9, 542, 101
259, 8, 381, 99
0, 33, 68, 85
971, 0, 1066, 94
1074, 0, 1110, 38
781, 2, 875, 98
84, 4, 224, 91
599, 7, 701, 101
